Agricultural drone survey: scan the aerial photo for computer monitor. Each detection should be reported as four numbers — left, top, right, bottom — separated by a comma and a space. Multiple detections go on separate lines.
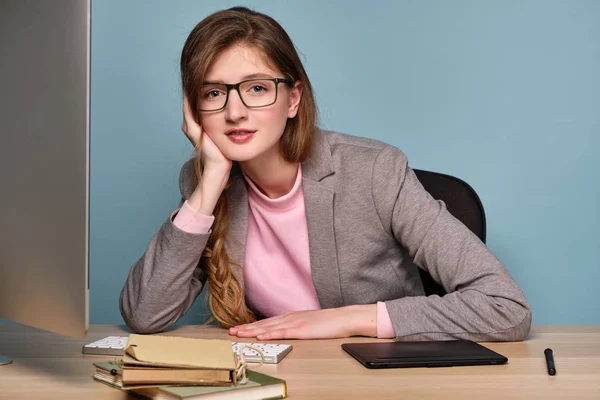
0, 0, 90, 365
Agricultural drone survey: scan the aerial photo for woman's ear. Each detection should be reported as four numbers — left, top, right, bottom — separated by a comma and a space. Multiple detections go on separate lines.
287, 81, 303, 118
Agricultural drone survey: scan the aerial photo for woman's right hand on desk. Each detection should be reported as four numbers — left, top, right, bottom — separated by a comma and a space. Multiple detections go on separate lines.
182, 96, 232, 215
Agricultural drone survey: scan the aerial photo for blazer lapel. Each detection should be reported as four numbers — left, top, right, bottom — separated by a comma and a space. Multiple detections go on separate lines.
225, 164, 248, 279
302, 131, 344, 309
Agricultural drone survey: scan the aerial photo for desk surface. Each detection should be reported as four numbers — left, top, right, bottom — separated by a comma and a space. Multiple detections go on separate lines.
0, 325, 599, 400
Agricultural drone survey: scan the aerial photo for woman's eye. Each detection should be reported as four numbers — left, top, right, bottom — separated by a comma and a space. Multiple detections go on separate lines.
205, 90, 222, 99
249, 85, 267, 93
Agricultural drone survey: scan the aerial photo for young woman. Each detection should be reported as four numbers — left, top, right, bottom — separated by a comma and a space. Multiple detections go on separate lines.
120, 7, 531, 341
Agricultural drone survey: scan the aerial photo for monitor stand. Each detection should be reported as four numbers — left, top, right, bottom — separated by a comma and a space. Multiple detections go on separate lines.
0, 354, 12, 365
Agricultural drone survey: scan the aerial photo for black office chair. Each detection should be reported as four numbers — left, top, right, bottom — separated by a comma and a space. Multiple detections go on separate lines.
412, 169, 487, 297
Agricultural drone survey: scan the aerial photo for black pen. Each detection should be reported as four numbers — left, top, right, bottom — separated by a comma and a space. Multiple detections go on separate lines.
544, 348, 556, 375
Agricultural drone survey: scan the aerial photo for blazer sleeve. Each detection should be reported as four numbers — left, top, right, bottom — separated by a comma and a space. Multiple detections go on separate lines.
119, 159, 210, 333
372, 145, 532, 341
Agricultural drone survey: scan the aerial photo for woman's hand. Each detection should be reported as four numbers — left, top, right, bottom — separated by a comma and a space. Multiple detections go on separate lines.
181, 96, 202, 148
182, 96, 231, 176
228, 305, 377, 340
182, 96, 231, 215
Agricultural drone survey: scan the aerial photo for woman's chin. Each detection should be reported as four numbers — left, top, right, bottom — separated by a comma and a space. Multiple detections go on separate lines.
220, 140, 280, 163
223, 151, 258, 163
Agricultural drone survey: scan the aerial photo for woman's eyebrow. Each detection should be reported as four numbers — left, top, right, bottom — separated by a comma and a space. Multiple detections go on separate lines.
202, 73, 276, 84
241, 73, 275, 80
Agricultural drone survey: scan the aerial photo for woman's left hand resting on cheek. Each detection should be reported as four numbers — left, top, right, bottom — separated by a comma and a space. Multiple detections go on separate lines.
228, 305, 378, 340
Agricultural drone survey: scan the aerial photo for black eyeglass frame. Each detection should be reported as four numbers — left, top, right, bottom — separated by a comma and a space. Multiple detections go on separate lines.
198, 77, 292, 112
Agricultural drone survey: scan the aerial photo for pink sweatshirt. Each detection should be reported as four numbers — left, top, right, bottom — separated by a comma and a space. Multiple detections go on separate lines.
173, 166, 395, 338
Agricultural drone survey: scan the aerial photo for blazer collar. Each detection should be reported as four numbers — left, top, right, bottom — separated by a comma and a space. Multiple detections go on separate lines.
302, 129, 335, 182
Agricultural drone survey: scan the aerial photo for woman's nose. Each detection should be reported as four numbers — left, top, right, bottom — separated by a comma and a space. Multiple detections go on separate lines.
224, 89, 248, 122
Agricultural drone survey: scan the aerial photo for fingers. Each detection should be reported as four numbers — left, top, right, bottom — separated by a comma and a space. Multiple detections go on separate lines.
229, 314, 303, 340
182, 95, 202, 147
182, 97, 195, 128
248, 313, 287, 327
230, 326, 294, 340
256, 329, 293, 340
182, 95, 192, 119
254, 329, 293, 341
230, 314, 287, 333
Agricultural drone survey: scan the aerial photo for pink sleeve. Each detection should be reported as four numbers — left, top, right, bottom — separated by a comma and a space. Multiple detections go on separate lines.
172, 200, 215, 234
376, 301, 396, 339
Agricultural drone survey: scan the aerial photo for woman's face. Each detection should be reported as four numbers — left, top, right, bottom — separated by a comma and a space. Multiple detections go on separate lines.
199, 44, 302, 162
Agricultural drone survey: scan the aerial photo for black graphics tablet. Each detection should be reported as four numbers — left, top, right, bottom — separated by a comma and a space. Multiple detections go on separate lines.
342, 340, 508, 369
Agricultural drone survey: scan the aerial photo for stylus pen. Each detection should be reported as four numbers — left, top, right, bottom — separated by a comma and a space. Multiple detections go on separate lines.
544, 348, 556, 375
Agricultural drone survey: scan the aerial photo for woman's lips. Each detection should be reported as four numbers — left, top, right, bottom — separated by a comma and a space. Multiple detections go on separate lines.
226, 130, 255, 143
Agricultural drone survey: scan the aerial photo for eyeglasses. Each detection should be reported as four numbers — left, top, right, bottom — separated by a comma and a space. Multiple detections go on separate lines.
198, 78, 291, 112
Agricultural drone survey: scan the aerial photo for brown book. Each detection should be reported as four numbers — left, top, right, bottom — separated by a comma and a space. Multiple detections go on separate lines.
93, 361, 287, 400
122, 365, 232, 385
121, 334, 238, 386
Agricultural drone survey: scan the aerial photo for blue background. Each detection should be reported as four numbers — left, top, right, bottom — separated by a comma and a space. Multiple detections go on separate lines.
90, 0, 600, 325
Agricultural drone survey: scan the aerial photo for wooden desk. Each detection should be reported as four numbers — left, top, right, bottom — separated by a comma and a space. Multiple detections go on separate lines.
0, 325, 599, 399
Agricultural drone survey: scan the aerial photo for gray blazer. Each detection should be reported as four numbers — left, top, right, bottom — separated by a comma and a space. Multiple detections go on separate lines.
120, 130, 532, 341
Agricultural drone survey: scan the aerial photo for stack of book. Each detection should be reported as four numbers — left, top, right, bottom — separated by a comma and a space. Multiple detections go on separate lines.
92, 334, 286, 400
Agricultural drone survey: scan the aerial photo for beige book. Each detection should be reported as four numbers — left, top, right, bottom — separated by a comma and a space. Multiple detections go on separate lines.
121, 334, 238, 386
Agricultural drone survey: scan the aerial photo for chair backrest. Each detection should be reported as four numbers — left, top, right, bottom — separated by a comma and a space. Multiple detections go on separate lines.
412, 169, 487, 297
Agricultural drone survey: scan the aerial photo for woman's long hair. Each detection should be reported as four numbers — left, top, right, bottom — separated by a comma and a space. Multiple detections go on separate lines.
180, 7, 317, 328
